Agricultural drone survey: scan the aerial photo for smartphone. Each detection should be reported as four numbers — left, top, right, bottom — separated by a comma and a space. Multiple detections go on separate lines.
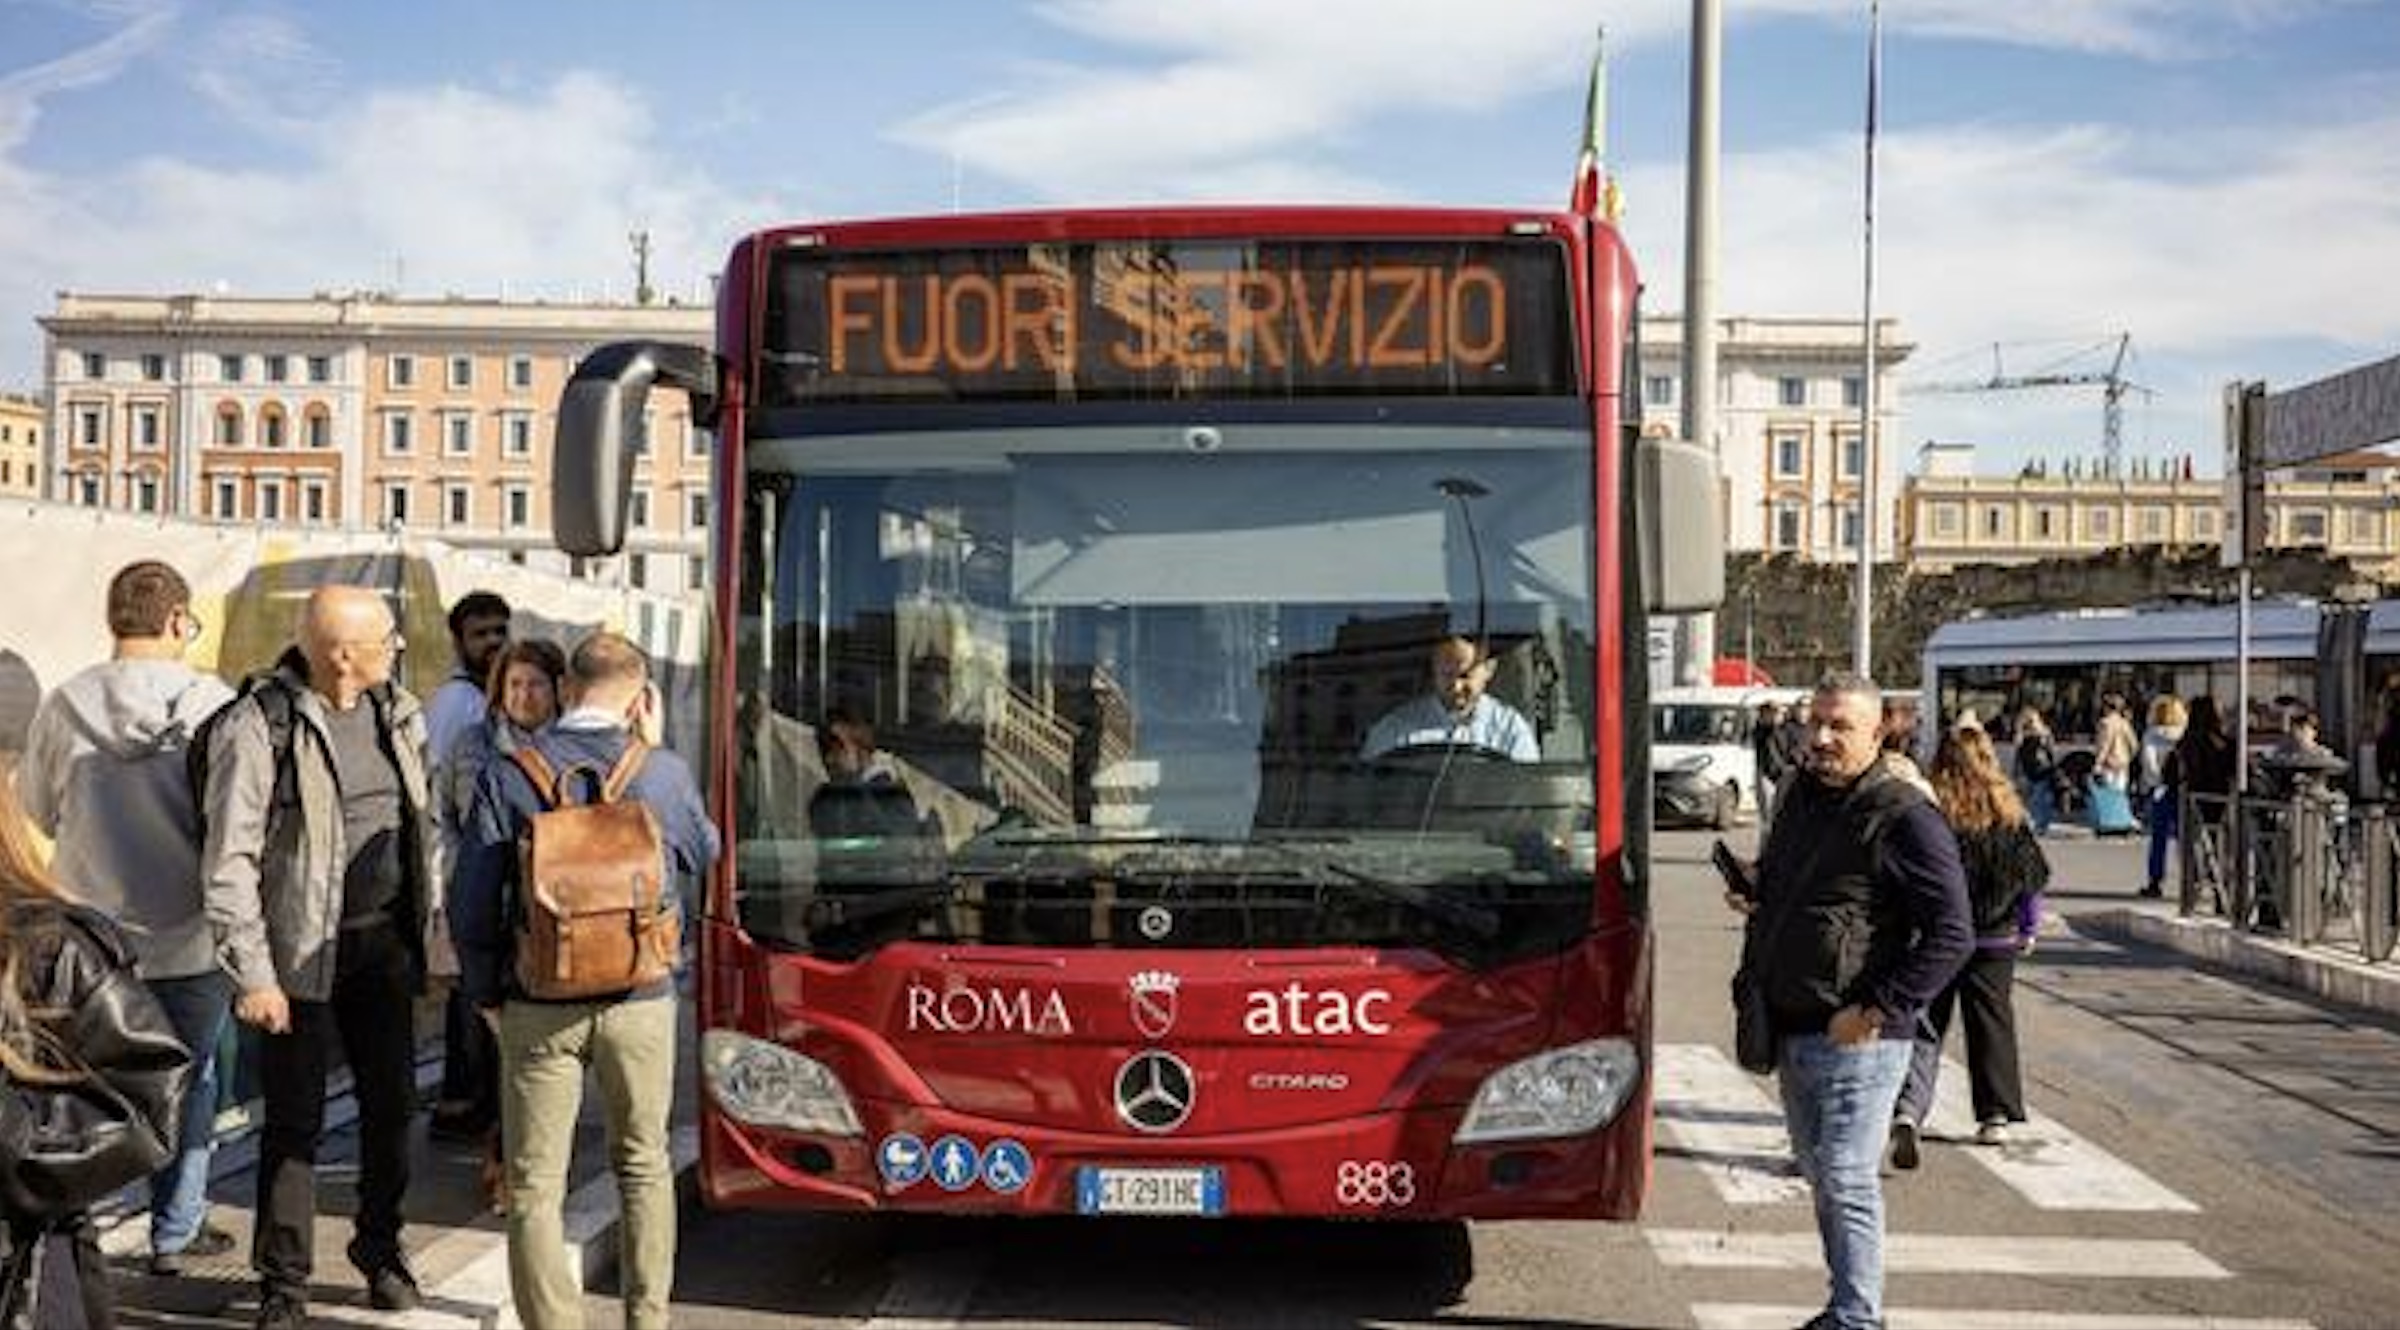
1710, 838, 1758, 900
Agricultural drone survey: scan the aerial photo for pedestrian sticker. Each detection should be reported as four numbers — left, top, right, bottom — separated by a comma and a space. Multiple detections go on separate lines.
932, 1134, 979, 1191
981, 1139, 1032, 1194
878, 1133, 929, 1189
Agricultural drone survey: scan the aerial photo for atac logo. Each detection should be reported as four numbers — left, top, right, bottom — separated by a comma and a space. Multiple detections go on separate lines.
1128, 970, 1181, 1041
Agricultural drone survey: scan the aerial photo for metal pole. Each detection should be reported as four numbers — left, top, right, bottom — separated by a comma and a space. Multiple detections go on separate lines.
1852, 0, 1882, 677
1678, 0, 1722, 687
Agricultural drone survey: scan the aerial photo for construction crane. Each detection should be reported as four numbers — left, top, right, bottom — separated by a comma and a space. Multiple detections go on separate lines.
1907, 332, 2151, 474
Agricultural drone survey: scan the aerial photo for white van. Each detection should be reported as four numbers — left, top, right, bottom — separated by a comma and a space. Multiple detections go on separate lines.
1650, 685, 1805, 827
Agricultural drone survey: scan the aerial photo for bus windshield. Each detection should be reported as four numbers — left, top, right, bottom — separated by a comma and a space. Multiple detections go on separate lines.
732, 417, 1598, 965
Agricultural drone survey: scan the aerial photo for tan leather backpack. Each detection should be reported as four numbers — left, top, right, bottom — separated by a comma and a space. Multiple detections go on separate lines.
507, 742, 679, 1000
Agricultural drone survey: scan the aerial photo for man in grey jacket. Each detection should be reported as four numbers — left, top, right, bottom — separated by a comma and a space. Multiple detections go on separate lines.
200, 585, 438, 1330
21, 559, 237, 1276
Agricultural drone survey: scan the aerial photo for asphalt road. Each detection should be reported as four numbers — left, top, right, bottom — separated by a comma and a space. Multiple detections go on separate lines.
605, 828, 2400, 1330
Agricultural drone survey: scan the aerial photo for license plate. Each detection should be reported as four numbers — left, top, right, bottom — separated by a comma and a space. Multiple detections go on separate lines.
1075, 1166, 1225, 1216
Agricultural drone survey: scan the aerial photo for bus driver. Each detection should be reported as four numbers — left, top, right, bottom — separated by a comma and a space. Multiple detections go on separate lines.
1360, 635, 1540, 763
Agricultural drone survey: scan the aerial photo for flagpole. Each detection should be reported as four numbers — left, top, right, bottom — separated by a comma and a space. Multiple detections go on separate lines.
1851, 0, 1882, 678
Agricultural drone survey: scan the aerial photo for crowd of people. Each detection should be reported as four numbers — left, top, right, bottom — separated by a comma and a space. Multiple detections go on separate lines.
3, 560, 714, 1330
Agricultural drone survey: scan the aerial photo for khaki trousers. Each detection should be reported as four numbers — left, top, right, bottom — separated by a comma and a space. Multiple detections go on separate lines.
498, 994, 678, 1330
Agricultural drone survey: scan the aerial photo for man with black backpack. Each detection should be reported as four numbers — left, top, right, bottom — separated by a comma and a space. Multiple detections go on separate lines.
198, 586, 436, 1330
450, 631, 717, 1330
1725, 673, 1971, 1330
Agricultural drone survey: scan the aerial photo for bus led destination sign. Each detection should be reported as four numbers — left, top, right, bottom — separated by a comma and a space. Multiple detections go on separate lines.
762, 240, 1573, 404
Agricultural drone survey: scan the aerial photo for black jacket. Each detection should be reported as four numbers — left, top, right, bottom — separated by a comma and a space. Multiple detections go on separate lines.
3, 900, 191, 1328
1747, 758, 1974, 1039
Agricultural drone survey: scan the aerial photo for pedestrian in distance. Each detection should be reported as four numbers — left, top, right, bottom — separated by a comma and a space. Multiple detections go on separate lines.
1889, 724, 2050, 1170
16, 561, 241, 1278
2089, 694, 2141, 836
199, 586, 437, 1330
451, 631, 719, 1330
1723, 672, 1972, 1330
2014, 707, 2060, 835
426, 592, 512, 1145
1753, 700, 1792, 830
436, 637, 567, 1215
3, 757, 192, 1329
2138, 696, 2187, 898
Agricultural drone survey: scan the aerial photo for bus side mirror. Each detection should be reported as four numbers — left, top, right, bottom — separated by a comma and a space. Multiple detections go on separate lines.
1636, 436, 1724, 613
555, 341, 720, 557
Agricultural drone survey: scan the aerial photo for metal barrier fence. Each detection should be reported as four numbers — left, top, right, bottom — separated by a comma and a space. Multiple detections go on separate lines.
2180, 791, 2400, 964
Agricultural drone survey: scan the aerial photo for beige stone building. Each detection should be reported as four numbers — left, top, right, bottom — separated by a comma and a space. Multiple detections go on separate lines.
1901, 441, 2400, 579
0, 392, 41, 499
1636, 316, 1913, 563
39, 293, 713, 591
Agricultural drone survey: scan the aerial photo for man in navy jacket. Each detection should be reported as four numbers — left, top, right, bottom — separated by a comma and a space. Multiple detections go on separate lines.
449, 631, 717, 1330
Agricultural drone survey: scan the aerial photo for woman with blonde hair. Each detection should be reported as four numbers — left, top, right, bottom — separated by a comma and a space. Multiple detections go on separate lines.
2, 768, 190, 1327
2138, 695, 2189, 898
1888, 724, 2051, 1169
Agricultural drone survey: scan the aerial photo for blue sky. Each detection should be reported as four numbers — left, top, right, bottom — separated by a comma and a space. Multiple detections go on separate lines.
4, 0, 2397, 474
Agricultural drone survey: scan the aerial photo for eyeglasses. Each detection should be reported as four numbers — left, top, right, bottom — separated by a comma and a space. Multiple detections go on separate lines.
176, 610, 205, 645
343, 629, 407, 654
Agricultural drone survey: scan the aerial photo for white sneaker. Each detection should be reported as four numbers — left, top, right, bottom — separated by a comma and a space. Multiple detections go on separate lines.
1975, 1119, 2009, 1146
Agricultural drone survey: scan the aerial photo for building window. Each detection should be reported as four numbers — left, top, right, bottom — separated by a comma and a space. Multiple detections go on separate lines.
504, 413, 533, 458
448, 355, 474, 391
2138, 506, 2169, 541
634, 412, 655, 457
258, 479, 283, 523
1842, 376, 1864, 408
443, 411, 474, 457
1931, 503, 1961, 538
685, 420, 709, 458
133, 407, 162, 450
2290, 509, 2328, 542
266, 354, 289, 383
1778, 376, 1806, 407
1644, 374, 1674, 407
687, 557, 705, 592
2348, 509, 2381, 545
508, 355, 534, 391
445, 483, 471, 527
1773, 435, 1803, 479
388, 355, 416, 389
630, 491, 651, 530
134, 474, 159, 514
1840, 504, 1862, 550
216, 405, 243, 447
506, 485, 530, 527
215, 479, 238, 518
384, 483, 411, 526
76, 405, 104, 448
628, 553, 649, 589
2085, 507, 2114, 540
1839, 435, 1864, 479
1773, 500, 1803, 550
307, 355, 332, 384
2194, 508, 2219, 540
83, 352, 106, 380
305, 408, 332, 450
79, 471, 102, 506
141, 354, 166, 382
2035, 507, 2057, 539
1983, 506, 2007, 538
261, 406, 287, 450
220, 354, 244, 382
687, 492, 707, 531
382, 412, 414, 455
303, 480, 327, 523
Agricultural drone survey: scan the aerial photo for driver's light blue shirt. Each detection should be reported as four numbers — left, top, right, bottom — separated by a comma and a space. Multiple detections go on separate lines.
1360, 694, 1539, 762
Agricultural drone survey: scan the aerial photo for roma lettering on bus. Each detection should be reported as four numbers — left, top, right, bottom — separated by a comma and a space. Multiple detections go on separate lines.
825, 271, 1075, 378
1242, 983, 1395, 1037
905, 982, 1075, 1037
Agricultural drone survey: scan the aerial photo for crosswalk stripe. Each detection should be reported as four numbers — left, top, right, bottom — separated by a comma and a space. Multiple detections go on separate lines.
1648, 1229, 2230, 1279
1923, 1059, 2199, 1212
1691, 1304, 2310, 1330
1652, 1043, 1812, 1205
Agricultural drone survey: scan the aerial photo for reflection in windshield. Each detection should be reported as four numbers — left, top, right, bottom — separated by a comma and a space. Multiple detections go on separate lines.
732, 422, 1598, 963
1653, 705, 1749, 746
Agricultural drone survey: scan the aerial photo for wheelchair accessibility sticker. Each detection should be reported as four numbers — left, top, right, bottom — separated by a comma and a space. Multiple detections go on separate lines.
981, 1139, 1032, 1194
877, 1133, 929, 1189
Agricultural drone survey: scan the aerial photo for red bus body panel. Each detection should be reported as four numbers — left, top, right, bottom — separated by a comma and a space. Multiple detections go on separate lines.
697, 206, 1652, 1221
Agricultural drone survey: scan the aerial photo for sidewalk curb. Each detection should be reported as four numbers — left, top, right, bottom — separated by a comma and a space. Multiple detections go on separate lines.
2079, 907, 2400, 1019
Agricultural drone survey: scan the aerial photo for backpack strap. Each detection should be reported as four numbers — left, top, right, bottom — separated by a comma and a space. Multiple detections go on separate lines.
509, 747, 563, 810
600, 740, 650, 803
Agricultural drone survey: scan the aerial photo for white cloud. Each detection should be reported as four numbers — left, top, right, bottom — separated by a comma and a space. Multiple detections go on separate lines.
0, 0, 175, 152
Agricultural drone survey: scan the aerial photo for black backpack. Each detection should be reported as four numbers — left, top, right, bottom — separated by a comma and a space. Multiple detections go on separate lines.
185, 671, 299, 848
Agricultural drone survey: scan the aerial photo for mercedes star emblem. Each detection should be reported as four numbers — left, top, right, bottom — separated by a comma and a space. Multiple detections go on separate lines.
1114, 1050, 1196, 1133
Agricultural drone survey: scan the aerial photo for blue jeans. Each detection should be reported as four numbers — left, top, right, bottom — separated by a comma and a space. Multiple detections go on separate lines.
2023, 779, 2055, 834
146, 972, 233, 1254
2146, 788, 2179, 887
1779, 1032, 1913, 1330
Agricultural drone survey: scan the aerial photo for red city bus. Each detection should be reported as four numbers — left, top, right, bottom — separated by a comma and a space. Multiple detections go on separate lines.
553, 201, 1721, 1221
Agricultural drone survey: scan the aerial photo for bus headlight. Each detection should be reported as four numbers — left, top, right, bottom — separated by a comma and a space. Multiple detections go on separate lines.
702, 1030, 864, 1137
1452, 1038, 1641, 1144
